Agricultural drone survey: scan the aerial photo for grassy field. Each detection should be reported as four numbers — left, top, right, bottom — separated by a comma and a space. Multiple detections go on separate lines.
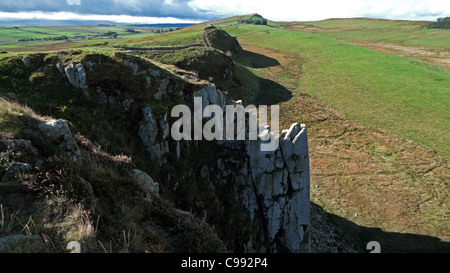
284, 18, 448, 48
124, 28, 203, 46
283, 18, 450, 72
0, 25, 180, 55
223, 25, 450, 156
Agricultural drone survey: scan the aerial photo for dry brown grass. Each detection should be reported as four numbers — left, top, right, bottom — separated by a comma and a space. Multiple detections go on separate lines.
350, 42, 450, 72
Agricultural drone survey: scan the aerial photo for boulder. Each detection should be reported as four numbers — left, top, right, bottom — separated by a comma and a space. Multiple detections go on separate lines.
21, 56, 31, 68
3, 139, 39, 158
132, 169, 160, 198
65, 63, 86, 90
38, 119, 81, 161
1, 162, 31, 183
0, 235, 46, 253
123, 59, 139, 75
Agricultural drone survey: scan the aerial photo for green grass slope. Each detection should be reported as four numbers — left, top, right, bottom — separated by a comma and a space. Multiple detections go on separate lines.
226, 25, 449, 156
284, 18, 449, 49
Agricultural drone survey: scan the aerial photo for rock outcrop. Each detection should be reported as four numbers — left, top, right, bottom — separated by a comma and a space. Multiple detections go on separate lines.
21, 56, 31, 68
38, 119, 81, 161
64, 63, 87, 90
1, 162, 31, 183
243, 123, 310, 252
212, 123, 310, 252
44, 51, 311, 253
204, 27, 243, 56
136, 82, 311, 252
132, 169, 160, 200
138, 106, 170, 162
194, 84, 227, 111
0, 235, 46, 253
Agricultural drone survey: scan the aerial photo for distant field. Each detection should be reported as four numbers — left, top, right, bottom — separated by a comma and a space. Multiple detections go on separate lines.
225, 24, 450, 156
0, 25, 177, 54
124, 28, 203, 47
284, 18, 450, 49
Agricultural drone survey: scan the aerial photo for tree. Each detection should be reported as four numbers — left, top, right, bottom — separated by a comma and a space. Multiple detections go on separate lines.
429, 17, 450, 29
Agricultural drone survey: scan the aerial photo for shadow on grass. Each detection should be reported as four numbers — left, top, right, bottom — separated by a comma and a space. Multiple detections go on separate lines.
242, 50, 280, 68
254, 77, 293, 106
313, 202, 450, 253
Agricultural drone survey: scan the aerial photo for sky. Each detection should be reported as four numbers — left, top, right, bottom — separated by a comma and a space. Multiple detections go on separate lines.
0, 0, 448, 25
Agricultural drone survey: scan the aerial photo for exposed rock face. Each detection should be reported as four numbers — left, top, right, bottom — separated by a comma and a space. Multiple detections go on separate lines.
0, 235, 46, 253
215, 124, 310, 253
48, 52, 310, 253
1, 162, 31, 183
138, 106, 169, 162
64, 63, 87, 90
135, 79, 311, 252
194, 84, 227, 111
21, 56, 31, 68
0, 162, 31, 193
2, 139, 39, 160
154, 77, 184, 100
132, 169, 160, 199
123, 59, 139, 75
0, 140, 42, 193
204, 27, 243, 56
38, 119, 81, 161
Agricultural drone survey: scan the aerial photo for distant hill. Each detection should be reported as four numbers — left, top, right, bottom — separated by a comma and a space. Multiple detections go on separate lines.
0, 19, 195, 28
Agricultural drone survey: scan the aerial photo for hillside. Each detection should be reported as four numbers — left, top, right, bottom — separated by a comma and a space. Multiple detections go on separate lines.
283, 18, 450, 70
0, 15, 449, 253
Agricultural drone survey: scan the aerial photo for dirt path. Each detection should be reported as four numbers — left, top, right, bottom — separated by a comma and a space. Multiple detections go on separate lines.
241, 44, 450, 252
351, 42, 450, 71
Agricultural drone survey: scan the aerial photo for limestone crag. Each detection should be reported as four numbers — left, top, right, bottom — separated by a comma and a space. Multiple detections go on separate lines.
194, 84, 227, 111
43, 52, 310, 253
132, 169, 160, 200
65, 63, 87, 90
38, 119, 81, 162
213, 123, 310, 252
138, 106, 170, 162
136, 80, 311, 252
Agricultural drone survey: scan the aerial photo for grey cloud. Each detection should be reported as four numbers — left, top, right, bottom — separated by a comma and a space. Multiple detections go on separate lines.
0, 0, 224, 20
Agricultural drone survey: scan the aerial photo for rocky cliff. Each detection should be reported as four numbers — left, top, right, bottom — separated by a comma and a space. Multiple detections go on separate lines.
110, 57, 310, 252
0, 50, 310, 253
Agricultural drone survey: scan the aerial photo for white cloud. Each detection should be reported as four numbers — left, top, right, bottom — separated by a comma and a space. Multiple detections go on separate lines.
0, 0, 449, 23
189, 0, 450, 21
0, 11, 201, 24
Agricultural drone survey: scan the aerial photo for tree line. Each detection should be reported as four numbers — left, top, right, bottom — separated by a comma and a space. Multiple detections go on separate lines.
429, 17, 450, 29
237, 19, 268, 25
